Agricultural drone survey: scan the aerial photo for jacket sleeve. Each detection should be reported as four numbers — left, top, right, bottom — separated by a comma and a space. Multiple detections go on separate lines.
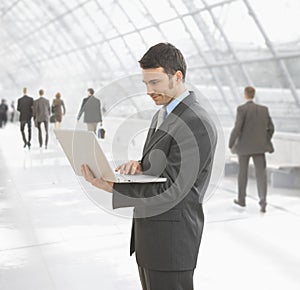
30, 98, 33, 116
267, 109, 274, 140
229, 106, 245, 149
17, 99, 20, 112
99, 100, 102, 123
112, 116, 215, 209
62, 100, 66, 114
77, 99, 85, 120
51, 100, 55, 111
32, 101, 36, 119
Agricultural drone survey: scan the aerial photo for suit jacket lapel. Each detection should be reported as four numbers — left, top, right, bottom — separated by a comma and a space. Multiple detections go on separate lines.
142, 91, 197, 158
143, 111, 158, 152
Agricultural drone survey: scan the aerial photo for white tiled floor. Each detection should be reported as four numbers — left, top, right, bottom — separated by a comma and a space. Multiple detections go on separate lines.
0, 122, 300, 290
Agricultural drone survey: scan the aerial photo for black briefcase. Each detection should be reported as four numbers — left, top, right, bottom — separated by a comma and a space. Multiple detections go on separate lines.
98, 127, 105, 139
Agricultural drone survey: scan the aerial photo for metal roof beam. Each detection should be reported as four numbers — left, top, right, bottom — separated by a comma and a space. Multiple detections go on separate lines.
243, 0, 300, 107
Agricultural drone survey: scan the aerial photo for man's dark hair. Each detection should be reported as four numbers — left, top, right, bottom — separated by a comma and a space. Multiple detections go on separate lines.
139, 43, 187, 81
39, 89, 44, 96
244, 86, 255, 99
88, 88, 94, 95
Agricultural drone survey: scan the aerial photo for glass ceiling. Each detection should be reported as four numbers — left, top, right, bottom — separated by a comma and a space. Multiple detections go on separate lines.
1, 0, 300, 131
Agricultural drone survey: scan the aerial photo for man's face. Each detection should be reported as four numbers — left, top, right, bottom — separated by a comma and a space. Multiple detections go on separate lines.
142, 67, 178, 106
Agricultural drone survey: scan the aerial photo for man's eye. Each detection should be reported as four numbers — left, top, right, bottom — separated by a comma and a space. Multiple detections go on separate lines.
150, 80, 159, 85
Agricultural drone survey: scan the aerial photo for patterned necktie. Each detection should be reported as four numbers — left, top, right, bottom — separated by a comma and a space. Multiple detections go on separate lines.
155, 105, 167, 131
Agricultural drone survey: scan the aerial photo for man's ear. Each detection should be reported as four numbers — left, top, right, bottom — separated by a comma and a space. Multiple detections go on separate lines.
175, 70, 183, 82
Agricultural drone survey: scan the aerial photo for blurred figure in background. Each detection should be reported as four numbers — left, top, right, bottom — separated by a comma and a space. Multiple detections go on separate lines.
0, 99, 8, 128
10, 101, 16, 122
229, 86, 275, 213
17, 88, 34, 149
77, 88, 102, 134
51, 92, 66, 129
33, 89, 50, 149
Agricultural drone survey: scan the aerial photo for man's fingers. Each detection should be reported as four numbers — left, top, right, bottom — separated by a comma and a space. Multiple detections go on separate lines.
114, 161, 141, 175
124, 163, 132, 174
121, 164, 128, 173
131, 164, 138, 175
81, 164, 87, 178
80, 165, 113, 193
116, 162, 131, 174
81, 164, 95, 181
115, 163, 127, 172
82, 164, 88, 175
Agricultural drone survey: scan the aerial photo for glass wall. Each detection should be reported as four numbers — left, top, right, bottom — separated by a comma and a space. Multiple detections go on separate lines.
1, 0, 300, 131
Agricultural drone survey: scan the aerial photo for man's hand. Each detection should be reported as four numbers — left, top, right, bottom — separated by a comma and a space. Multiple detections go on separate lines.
81, 164, 114, 193
229, 146, 235, 154
115, 160, 142, 175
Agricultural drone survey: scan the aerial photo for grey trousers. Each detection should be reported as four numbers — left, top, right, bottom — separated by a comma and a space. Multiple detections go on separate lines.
238, 153, 267, 207
20, 120, 32, 145
138, 266, 194, 290
86, 122, 97, 134
37, 121, 49, 148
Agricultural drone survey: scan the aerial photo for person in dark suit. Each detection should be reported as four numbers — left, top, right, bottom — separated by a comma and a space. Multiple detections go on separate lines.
229, 86, 275, 213
77, 88, 102, 134
81, 43, 217, 290
17, 88, 34, 148
0, 99, 8, 128
33, 89, 50, 149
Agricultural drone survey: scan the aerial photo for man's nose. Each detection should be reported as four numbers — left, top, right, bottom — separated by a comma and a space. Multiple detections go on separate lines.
147, 91, 154, 96
146, 86, 155, 96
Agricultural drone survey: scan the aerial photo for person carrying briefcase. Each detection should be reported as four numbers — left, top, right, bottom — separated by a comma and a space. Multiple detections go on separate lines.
98, 125, 105, 139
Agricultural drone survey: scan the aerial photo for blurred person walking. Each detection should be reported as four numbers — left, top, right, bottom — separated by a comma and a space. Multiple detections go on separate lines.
77, 88, 102, 134
17, 88, 34, 148
33, 89, 50, 149
229, 86, 275, 213
10, 101, 16, 122
51, 92, 66, 129
0, 99, 8, 128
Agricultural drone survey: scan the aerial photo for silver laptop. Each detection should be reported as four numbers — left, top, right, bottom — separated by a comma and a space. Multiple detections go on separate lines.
54, 129, 167, 183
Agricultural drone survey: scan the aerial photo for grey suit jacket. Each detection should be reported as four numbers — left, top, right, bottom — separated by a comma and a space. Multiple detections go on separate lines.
112, 92, 217, 271
17, 95, 34, 122
229, 100, 274, 155
77, 95, 102, 123
33, 97, 50, 122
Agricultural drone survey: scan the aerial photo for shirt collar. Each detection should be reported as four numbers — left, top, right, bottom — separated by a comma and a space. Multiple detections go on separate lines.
166, 90, 189, 115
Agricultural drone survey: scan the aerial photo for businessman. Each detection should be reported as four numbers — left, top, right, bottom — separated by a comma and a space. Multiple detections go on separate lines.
77, 88, 102, 134
0, 99, 8, 128
81, 43, 217, 290
229, 86, 275, 213
17, 88, 34, 149
33, 89, 50, 149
